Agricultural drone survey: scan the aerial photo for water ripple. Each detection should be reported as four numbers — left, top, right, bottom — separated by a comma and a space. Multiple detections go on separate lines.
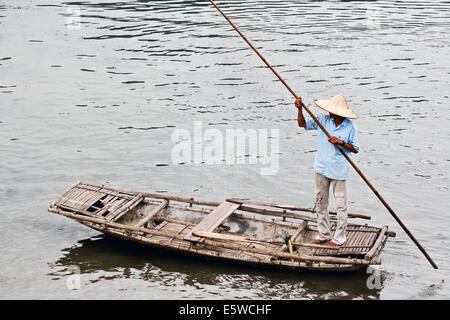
1, 0, 450, 300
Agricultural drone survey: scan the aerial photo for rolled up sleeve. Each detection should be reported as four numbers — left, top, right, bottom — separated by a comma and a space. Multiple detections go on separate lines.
304, 117, 319, 131
347, 124, 359, 152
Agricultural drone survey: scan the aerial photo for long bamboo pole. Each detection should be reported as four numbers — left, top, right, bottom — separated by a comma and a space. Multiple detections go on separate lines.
207, 0, 437, 269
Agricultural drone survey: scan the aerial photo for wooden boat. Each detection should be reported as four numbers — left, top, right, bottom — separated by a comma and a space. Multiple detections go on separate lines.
48, 181, 395, 272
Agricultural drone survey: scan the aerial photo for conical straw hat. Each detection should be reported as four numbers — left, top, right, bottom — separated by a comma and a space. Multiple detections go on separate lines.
314, 94, 357, 119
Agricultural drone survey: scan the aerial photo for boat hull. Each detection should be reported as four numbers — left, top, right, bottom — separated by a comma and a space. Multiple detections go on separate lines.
48, 182, 392, 272
80, 220, 366, 272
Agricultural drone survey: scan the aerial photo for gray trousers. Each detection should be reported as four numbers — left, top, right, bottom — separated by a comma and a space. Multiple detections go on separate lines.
314, 173, 348, 245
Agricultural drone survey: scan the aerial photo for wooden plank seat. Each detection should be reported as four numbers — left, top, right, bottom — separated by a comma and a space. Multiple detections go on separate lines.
185, 201, 240, 242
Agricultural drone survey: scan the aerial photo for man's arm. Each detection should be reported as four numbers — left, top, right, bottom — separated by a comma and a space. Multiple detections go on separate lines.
294, 97, 306, 127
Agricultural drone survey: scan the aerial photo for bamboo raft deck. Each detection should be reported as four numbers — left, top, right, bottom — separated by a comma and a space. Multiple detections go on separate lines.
48, 182, 395, 272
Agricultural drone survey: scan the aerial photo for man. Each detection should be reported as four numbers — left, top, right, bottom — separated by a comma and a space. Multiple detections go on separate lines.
294, 94, 359, 247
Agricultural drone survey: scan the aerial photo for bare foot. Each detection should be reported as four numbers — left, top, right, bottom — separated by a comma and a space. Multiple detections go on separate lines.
328, 241, 341, 247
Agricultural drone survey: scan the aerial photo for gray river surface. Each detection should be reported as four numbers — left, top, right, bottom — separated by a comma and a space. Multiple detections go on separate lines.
1, 0, 449, 299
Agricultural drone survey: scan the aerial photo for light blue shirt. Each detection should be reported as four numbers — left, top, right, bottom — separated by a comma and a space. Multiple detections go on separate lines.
304, 115, 359, 180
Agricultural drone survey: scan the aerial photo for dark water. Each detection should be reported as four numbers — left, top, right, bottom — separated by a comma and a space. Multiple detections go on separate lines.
1, 0, 449, 299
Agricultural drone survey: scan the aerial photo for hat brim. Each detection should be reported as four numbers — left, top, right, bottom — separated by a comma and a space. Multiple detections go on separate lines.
314, 100, 358, 119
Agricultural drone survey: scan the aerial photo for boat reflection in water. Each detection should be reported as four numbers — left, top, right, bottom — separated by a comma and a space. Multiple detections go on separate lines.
51, 234, 385, 300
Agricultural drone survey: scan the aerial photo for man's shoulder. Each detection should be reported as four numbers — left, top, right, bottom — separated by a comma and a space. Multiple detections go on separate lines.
343, 118, 357, 129
317, 114, 330, 122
